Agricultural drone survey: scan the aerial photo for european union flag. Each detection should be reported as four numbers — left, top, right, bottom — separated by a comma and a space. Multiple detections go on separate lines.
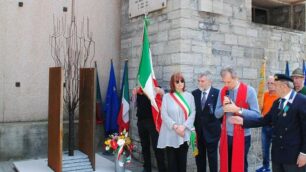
303, 60, 306, 86
104, 60, 119, 135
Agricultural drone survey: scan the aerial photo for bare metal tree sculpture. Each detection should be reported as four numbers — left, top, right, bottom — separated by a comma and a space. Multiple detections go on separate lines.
49, 0, 95, 156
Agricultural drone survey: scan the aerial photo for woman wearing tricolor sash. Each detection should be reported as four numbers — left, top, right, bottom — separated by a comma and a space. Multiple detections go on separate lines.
157, 72, 196, 172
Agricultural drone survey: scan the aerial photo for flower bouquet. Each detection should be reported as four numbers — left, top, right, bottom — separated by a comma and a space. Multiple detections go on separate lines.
104, 130, 133, 171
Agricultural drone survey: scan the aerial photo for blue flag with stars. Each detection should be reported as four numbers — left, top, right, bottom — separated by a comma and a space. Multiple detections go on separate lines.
104, 60, 119, 135
303, 60, 306, 86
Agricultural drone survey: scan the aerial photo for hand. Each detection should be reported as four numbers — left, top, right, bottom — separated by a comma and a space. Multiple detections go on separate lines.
132, 86, 142, 95
297, 153, 306, 167
229, 116, 244, 125
175, 125, 185, 138
223, 96, 231, 106
132, 87, 138, 95
223, 103, 240, 113
155, 87, 164, 96
173, 124, 178, 130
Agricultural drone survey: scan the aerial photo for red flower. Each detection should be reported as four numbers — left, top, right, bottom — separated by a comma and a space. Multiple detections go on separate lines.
110, 139, 118, 150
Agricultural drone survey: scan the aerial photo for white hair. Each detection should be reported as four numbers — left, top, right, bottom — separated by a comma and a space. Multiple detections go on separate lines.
198, 71, 212, 81
280, 80, 294, 89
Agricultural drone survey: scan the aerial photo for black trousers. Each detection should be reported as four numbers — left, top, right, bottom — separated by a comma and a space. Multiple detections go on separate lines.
228, 135, 251, 172
137, 119, 166, 172
272, 162, 306, 172
166, 142, 189, 172
195, 137, 218, 172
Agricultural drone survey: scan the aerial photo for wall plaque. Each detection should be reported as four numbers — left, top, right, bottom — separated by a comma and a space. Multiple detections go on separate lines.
198, 0, 223, 14
129, 0, 166, 18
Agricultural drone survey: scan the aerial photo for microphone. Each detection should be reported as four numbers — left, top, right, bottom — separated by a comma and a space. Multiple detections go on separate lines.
225, 90, 231, 105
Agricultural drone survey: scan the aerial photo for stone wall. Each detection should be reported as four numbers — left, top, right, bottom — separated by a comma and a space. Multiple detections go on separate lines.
121, 0, 305, 171
0, 122, 104, 161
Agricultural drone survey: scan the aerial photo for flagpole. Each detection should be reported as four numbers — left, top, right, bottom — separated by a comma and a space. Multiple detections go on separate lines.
254, 56, 267, 169
303, 60, 306, 86
136, 15, 147, 80
130, 15, 146, 158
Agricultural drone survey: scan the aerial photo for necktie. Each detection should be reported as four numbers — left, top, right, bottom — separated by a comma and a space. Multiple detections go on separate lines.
201, 91, 207, 110
279, 98, 285, 110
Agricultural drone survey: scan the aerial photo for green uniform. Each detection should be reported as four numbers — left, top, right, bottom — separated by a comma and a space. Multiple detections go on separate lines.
299, 86, 306, 95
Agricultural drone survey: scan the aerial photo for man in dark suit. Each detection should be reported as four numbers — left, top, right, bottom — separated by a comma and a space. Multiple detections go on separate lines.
192, 71, 220, 172
230, 74, 306, 172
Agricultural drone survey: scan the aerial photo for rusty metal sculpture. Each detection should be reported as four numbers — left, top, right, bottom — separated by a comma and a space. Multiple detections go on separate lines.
49, 0, 95, 156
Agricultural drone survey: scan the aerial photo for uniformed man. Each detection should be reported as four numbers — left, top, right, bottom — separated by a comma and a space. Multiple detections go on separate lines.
230, 73, 306, 172
256, 76, 279, 172
291, 68, 306, 95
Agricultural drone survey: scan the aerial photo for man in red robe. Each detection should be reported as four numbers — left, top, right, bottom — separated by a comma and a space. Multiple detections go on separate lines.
215, 67, 260, 172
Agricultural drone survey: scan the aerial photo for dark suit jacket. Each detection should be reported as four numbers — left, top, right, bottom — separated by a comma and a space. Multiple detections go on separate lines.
243, 92, 306, 164
192, 87, 221, 144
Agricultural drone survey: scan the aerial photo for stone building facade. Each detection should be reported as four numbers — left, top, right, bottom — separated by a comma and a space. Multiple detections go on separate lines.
121, 0, 306, 171
0, 0, 305, 170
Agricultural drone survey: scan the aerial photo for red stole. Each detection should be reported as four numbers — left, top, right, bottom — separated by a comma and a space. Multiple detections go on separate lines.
220, 83, 249, 172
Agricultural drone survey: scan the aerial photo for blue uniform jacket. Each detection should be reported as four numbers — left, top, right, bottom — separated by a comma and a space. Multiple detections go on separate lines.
243, 92, 306, 164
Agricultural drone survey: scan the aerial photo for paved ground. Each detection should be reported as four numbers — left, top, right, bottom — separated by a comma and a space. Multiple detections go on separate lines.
0, 161, 16, 172
0, 158, 261, 172
99, 152, 157, 172
0, 153, 155, 172
0, 157, 260, 172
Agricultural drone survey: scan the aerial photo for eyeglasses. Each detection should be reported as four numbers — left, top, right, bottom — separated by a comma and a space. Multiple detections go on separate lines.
267, 82, 274, 85
175, 80, 185, 84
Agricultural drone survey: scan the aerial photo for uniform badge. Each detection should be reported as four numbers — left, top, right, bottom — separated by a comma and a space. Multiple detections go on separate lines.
283, 106, 289, 117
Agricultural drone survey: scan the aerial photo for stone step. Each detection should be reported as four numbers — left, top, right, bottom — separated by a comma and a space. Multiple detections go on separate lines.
62, 150, 93, 172
63, 161, 91, 168
63, 153, 88, 161
63, 165, 93, 172
64, 169, 93, 172
63, 158, 90, 165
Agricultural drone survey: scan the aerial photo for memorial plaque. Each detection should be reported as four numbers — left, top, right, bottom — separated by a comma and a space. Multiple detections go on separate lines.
198, 0, 223, 14
129, 0, 167, 18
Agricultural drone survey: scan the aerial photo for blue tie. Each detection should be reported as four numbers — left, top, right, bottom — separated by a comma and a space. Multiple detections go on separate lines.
201, 92, 207, 110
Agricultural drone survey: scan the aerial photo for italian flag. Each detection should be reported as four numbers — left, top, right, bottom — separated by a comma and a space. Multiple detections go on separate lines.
117, 60, 130, 132
257, 59, 266, 110
137, 17, 162, 132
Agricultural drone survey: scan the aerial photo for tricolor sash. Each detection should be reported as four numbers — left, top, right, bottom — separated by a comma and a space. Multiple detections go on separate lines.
170, 91, 198, 157
170, 91, 191, 119
220, 83, 249, 172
